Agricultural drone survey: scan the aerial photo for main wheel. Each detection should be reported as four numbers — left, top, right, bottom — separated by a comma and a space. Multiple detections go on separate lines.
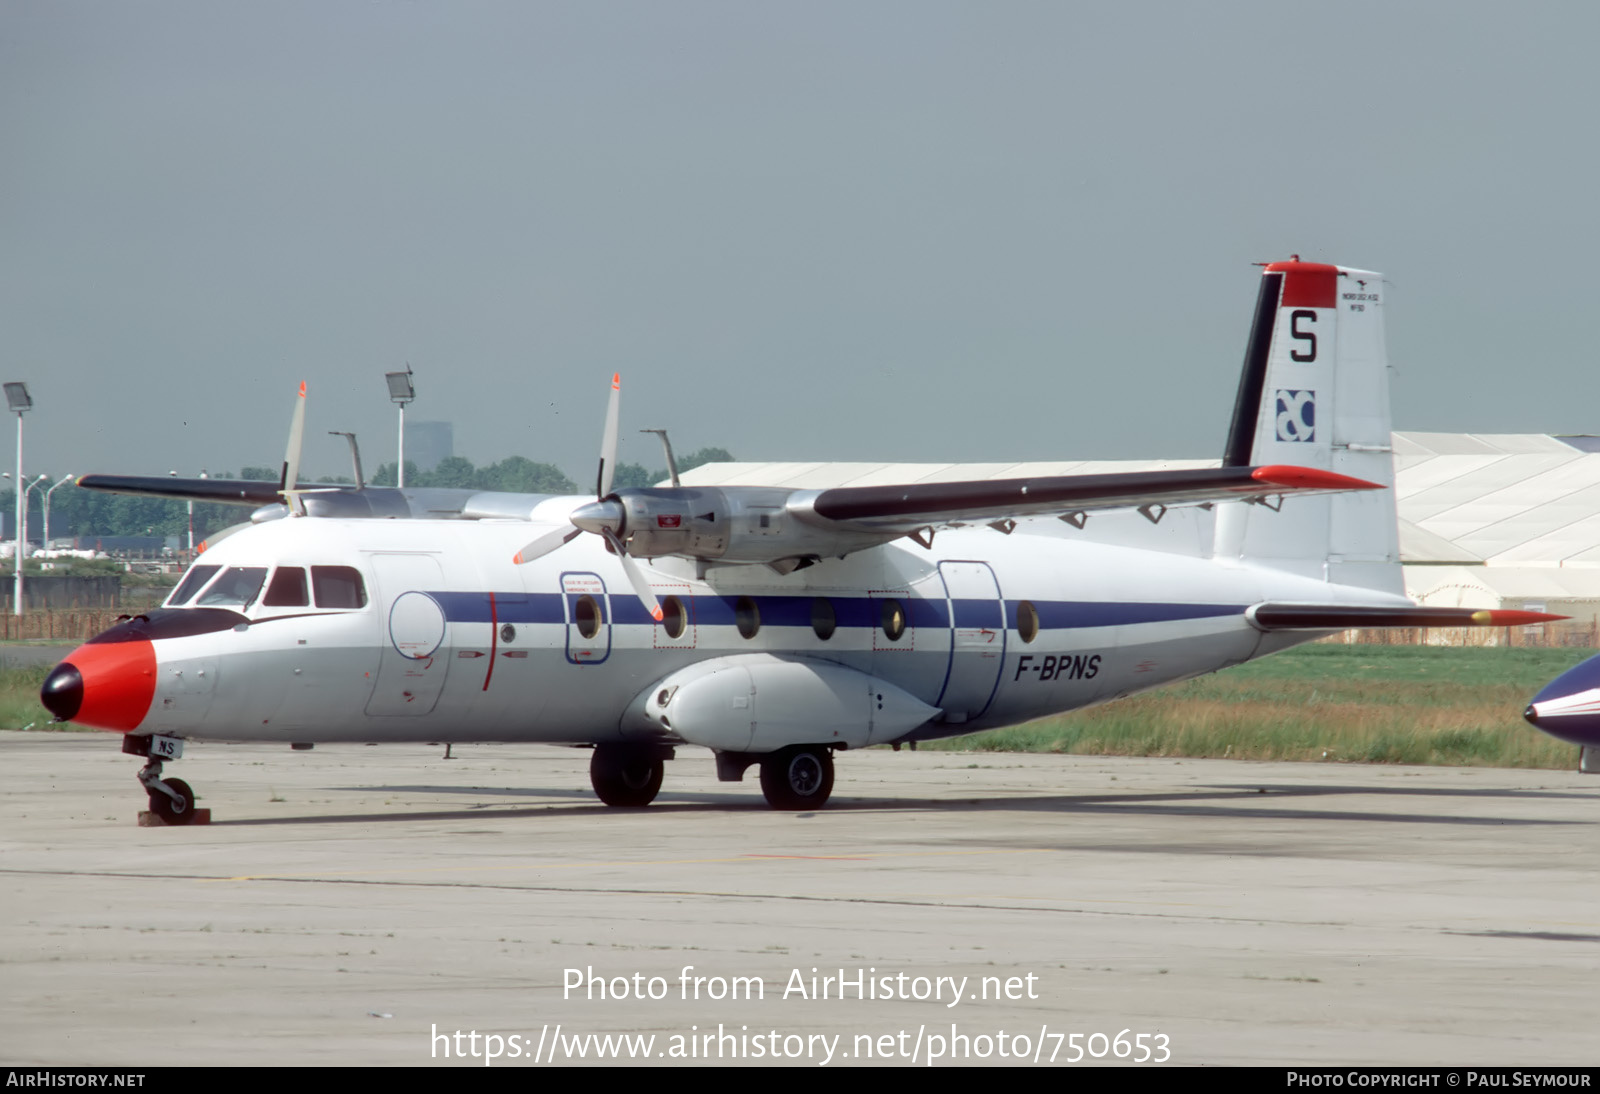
148, 777, 197, 826
759, 745, 835, 810
590, 747, 664, 807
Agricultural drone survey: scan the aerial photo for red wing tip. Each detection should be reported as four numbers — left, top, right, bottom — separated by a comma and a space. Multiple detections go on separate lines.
1475, 610, 1569, 626
1251, 465, 1382, 491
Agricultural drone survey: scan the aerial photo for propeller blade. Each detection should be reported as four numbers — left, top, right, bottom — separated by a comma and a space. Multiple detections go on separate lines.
596, 372, 621, 498
279, 382, 308, 516
603, 529, 663, 622
512, 526, 582, 565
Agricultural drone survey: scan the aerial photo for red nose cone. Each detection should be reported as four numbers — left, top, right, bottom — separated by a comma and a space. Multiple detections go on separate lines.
49, 641, 157, 732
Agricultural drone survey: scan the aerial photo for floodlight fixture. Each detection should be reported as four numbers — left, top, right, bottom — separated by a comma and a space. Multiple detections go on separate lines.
385, 367, 415, 405
4, 383, 32, 414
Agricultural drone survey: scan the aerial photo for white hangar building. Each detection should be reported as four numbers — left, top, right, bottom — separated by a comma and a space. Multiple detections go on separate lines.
684, 432, 1600, 630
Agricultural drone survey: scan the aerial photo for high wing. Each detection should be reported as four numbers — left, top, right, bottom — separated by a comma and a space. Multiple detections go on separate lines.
75, 474, 286, 507
801, 463, 1376, 532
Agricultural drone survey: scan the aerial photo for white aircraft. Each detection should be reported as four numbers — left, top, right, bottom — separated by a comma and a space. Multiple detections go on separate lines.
39, 260, 1561, 819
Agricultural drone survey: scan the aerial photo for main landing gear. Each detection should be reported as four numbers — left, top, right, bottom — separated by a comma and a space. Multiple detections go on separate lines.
758, 745, 835, 811
590, 743, 837, 810
590, 745, 667, 807
123, 734, 198, 825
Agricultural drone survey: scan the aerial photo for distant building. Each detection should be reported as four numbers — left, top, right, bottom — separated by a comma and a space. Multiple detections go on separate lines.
404, 421, 454, 473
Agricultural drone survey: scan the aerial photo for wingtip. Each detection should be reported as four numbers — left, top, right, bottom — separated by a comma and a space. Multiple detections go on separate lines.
1473, 609, 1570, 626
1251, 465, 1382, 491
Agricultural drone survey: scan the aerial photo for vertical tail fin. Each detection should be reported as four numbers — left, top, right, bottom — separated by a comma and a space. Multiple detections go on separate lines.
1213, 260, 1401, 594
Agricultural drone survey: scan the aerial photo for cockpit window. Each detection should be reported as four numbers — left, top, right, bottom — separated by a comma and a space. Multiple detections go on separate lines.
262, 567, 309, 607
312, 566, 368, 609
196, 567, 268, 608
167, 565, 221, 607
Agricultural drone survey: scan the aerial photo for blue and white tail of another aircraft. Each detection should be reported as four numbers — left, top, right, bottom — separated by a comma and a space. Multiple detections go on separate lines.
40, 259, 1565, 817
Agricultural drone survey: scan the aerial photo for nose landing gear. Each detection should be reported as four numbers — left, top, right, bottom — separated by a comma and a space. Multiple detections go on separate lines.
123, 734, 201, 826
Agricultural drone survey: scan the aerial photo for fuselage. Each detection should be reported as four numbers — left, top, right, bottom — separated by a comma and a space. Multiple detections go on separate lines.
45, 513, 1402, 748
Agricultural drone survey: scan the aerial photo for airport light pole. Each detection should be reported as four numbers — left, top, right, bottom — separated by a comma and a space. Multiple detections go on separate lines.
385, 366, 415, 489
41, 473, 73, 555
5, 383, 31, 616
168, 469, 204, 555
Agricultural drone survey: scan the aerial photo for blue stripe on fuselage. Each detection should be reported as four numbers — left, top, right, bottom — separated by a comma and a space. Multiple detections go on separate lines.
426, 592, 1241, 631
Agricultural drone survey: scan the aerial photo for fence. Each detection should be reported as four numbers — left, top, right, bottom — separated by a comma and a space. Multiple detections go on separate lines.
0, 609, 133, 642
1331, 620, 1600, 649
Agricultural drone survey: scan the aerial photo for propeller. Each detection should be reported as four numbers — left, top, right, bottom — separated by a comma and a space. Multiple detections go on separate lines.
279, 382, 308, 516
513, 373, 663, 622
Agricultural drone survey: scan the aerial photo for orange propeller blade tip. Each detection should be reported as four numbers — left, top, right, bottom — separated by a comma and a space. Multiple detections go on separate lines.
651, 607, 664, 621
298, 381, 306, 396
611, 373, 620, 389
512, 553, 523, 565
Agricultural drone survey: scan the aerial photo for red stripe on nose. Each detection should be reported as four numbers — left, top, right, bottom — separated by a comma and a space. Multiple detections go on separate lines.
52, 641, 157, 732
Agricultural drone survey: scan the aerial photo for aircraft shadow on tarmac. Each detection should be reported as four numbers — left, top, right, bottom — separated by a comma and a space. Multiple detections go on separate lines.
204, 780, 1592, 828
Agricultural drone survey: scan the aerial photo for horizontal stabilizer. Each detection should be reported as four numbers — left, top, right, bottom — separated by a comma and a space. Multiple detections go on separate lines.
1248, 605, 1569, 631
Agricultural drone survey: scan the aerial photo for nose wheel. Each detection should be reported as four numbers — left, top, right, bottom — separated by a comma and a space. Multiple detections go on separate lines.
141, 767, 196, 825
125, 734, 201, 826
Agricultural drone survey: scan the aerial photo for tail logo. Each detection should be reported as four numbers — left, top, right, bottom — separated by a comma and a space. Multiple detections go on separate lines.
1275, 390, 1316, 442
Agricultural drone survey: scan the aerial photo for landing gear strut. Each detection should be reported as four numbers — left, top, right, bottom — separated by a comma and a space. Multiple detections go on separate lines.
140, 765, 196, 825
590, 745, 667, 807
759, 745, 835, 810
124, 734, 198, 825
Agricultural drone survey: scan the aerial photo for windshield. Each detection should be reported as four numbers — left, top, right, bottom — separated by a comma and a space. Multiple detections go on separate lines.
167, 564, 221, 607
195, 566, 269, 608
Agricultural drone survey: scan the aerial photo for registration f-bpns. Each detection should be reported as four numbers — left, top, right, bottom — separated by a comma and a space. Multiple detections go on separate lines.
40, 261, 1556, 818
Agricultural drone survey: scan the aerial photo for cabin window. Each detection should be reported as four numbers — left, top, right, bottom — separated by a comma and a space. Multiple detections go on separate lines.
311, 566, 368, 609
880, 598, 906, 642
735, 596, 761, 640
1017, 600, 1040, 644
811, 597, 836, 641
263, 567, 309, 607
660, 595, 687, 639
574, 595, 603, 639
167, 565, 220, 606
196, 567, 268, 609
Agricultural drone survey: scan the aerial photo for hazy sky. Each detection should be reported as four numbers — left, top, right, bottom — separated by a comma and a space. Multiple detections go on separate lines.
3, 2, 1597, 484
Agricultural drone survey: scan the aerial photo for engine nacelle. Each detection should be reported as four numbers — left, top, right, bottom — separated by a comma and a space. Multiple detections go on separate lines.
634, 654, 941, 752
613, 486, 894, 566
